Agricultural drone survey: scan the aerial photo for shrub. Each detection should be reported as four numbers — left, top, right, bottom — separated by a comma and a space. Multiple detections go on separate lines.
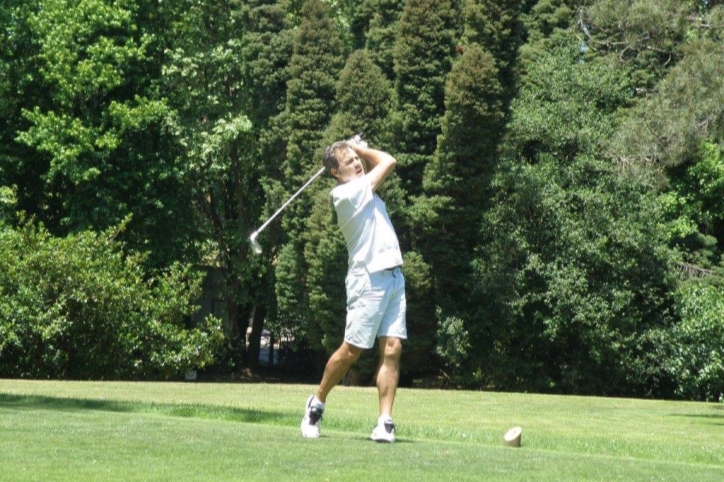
664, 283, 724, 401
0, 223, 222, 379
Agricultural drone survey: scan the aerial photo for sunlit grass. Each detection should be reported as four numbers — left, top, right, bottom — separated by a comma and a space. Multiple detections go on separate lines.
1, 380, 722, 481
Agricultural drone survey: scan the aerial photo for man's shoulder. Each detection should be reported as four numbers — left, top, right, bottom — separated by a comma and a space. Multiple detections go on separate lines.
331, 176, 369, 199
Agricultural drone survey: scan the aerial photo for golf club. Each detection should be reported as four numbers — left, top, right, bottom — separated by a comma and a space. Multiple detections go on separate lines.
248, 166, 326, 255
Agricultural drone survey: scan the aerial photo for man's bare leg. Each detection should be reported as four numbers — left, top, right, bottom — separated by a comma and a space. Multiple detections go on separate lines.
316, 341, 363, 403
375, 336, 402, 418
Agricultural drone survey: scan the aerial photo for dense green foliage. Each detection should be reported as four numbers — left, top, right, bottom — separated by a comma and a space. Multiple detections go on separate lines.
665, 283, 724, 401
0, 223, 222, 379
2, 0, 724, 399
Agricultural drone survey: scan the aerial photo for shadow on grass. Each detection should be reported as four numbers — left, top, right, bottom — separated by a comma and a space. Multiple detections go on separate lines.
672, 407, 724, 426
347, 435, 415, 444
0, 393, 294, 425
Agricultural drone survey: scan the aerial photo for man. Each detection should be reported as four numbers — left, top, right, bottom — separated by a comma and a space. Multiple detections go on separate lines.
301, 138, 406, 443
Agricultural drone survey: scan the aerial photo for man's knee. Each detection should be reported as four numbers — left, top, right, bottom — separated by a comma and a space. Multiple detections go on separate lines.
339, 342, 364, 364
379, 337, 402, 360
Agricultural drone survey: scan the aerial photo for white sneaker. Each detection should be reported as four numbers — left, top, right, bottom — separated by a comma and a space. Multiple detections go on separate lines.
301, 395, 323, 438
370, 418, 396, 443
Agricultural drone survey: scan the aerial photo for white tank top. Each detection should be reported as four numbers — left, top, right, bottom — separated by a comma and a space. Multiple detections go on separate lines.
331, 177, 403, 273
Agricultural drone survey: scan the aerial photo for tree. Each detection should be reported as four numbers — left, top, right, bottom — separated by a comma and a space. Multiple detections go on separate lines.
582, 0, 695, 93
273, 0, 346, 365
390, 0, 459, 197
235, 0, 294, 368
326, 49, 393, 142
237, 0, 293, 130
358, 0, 405, 79
462, 0, 526, 115
385, 2, 461, 372
0, 222, 222, 380
462, 38, 678, 395
610, 36, 724, 170
666, 283, 724, 401
0, 2, 36, 218
9, 0, 194, 267
657, 140, 724, 281
160, 0, 267, 368
419, 44, 504, 317
607, 20, 724, 277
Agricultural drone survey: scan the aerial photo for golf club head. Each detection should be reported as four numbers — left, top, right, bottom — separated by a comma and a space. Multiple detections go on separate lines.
249, 232, 263, 255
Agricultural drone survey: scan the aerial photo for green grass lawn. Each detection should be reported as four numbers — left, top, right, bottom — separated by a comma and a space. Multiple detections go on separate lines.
1, 380, 723, 481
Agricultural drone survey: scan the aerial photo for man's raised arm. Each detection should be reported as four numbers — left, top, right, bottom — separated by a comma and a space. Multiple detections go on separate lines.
350, 144, 396, 192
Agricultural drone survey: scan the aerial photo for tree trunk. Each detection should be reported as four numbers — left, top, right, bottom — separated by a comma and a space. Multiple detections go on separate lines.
247, 304, 267, 370
224, 283, 248, 369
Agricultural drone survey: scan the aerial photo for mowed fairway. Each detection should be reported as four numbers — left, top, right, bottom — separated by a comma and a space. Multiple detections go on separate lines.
1, 380, 723, 481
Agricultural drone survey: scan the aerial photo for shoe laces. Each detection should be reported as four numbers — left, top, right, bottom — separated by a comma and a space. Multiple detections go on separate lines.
308, 406, 323, 425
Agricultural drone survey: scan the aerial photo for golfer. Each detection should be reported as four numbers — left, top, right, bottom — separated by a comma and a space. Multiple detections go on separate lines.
301, 138, 406, 443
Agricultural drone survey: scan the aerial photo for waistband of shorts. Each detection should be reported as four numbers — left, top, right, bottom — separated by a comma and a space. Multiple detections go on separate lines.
381, 265, 401, 273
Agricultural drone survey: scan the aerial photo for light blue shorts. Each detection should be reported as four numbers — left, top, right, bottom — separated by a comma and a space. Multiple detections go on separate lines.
344, 266, 407, 349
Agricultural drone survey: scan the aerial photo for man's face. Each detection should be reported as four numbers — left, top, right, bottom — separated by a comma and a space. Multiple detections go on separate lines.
331, 146, 364, 184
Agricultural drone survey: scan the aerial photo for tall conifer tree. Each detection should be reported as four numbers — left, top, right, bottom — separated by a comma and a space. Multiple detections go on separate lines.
362, 0, 406, 79
422, 44, 504, 313
235, 0, 294, 367
462, 0, 526, 117
274, 0, 346, 333
238, 0, 293, 130
390, 0, 459, 196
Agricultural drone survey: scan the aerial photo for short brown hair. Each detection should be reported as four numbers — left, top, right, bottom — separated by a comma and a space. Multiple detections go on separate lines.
322, 141, 351, 177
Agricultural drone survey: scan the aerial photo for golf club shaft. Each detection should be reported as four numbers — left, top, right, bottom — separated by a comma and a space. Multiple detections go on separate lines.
253, 166, 326, 236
